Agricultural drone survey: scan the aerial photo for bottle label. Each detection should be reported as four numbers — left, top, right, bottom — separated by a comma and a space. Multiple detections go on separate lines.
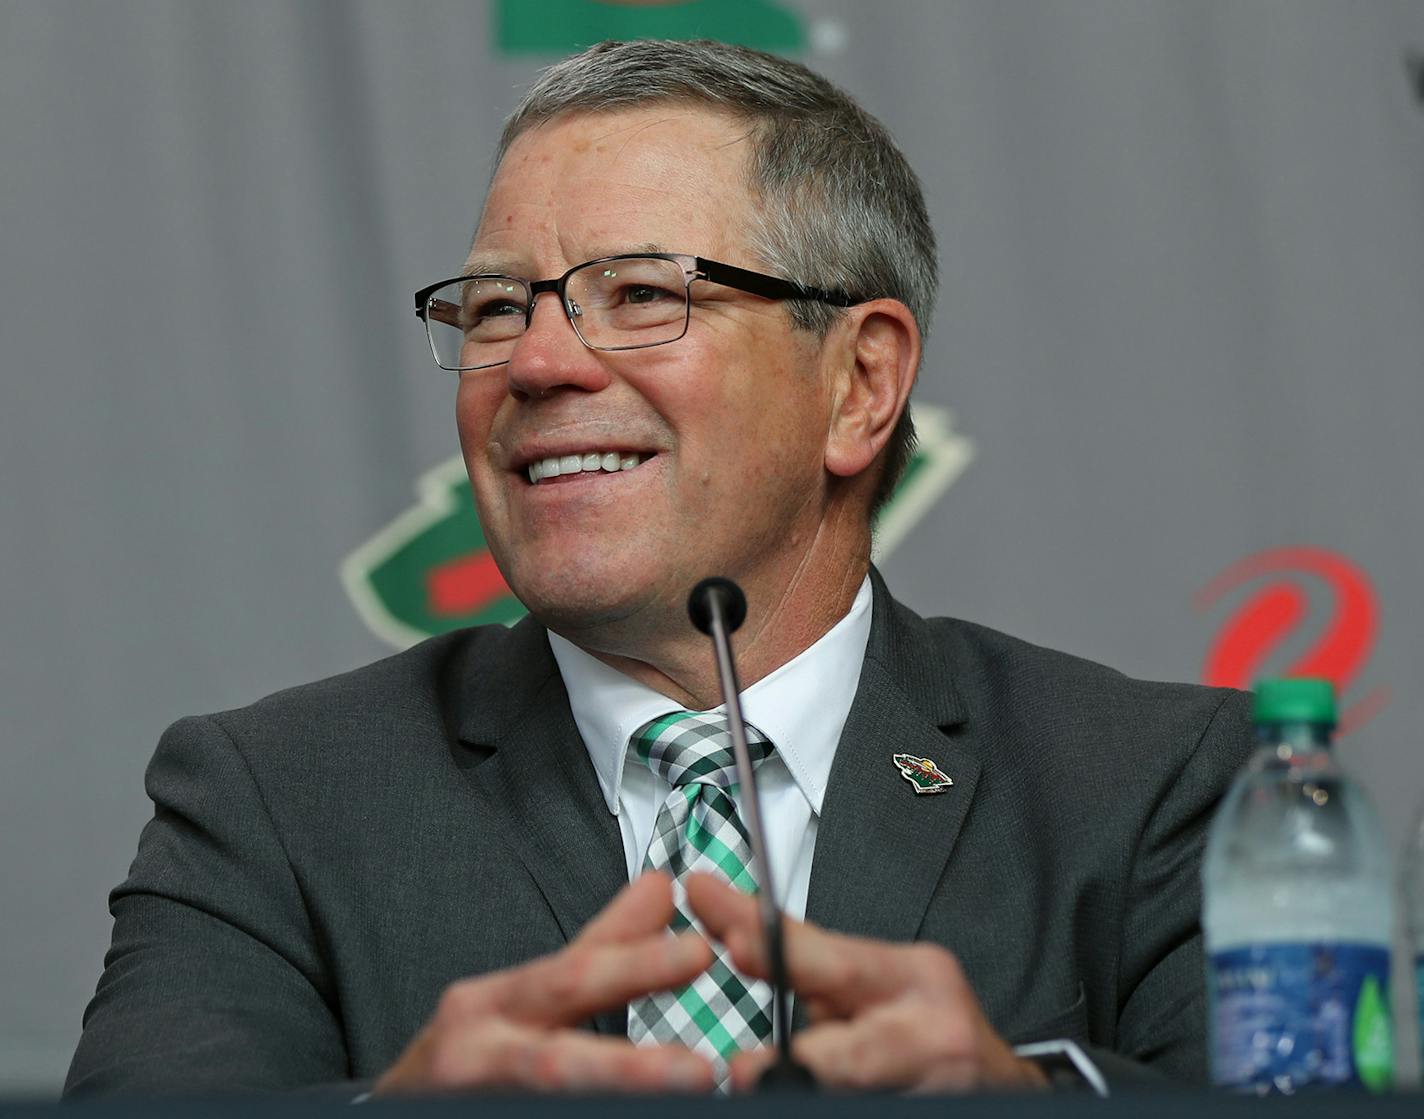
1210, 942, 1392, 1093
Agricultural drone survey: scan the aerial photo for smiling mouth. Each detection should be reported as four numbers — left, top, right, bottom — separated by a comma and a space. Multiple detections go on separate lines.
525, 451, 654, 485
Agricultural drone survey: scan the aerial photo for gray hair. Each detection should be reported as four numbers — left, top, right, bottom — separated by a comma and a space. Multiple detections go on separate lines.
495, 39, 937, 514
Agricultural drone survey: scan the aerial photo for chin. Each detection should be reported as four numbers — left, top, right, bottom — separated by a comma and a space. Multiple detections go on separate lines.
503, 558, 656, 637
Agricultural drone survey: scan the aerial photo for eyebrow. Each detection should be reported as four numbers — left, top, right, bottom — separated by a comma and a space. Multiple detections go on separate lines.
461, 242, 670, 278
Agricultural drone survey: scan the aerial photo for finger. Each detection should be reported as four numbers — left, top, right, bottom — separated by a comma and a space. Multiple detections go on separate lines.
777, 1007, 947, 1093
684, 873, 777, 982
503, 1030, 715, 1094
684, 871, 761, 943
814, 996, 956, 1087
488, 931, 713, 1026
420, 1017, 716, 1094
794, 937, 966, 1022
728, 1019, 916, 1095
727, 1045, 779, 1093
774, 999, 1024, 1094
576, 871, 676, 947
688, 872, 959, 1017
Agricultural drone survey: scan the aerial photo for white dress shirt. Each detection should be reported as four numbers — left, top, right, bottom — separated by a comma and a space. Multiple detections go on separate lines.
547, 576, 873, 920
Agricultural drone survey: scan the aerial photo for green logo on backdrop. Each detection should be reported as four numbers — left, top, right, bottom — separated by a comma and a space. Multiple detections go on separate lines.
494, 0, 805, 55
341, 405, 974, 648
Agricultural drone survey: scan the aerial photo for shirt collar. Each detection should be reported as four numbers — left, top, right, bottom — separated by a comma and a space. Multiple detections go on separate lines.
549, 576, 873, 819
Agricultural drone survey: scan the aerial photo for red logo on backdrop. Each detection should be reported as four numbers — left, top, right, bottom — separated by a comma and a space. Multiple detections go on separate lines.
1196, 547, 1389, 735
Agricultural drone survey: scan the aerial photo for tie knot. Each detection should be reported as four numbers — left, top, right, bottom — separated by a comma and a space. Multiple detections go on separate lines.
631, 711, 772, 789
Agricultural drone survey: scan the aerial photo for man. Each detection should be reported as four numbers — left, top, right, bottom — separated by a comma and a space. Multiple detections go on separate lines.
67, 40, 1252, 1097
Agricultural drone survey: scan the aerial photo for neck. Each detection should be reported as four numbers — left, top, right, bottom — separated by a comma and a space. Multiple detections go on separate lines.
596, 567, 867, 709
555, 519, 871, 709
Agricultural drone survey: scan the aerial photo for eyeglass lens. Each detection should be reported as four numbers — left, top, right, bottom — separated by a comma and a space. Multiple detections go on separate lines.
425, 256, 692, 371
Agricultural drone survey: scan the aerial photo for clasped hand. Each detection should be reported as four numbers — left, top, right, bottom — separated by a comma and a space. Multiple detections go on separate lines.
375, 871, 1047, 1095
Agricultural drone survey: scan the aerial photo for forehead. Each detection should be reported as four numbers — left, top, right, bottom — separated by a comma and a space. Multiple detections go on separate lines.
470, 106, 757, 273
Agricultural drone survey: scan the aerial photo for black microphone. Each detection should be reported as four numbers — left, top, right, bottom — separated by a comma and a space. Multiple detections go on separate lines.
688, 577, 816, 1092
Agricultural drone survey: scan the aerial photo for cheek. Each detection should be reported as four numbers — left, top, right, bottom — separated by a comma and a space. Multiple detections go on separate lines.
711, 359, 827, 460
670, 327, 811, 418
454, 381, 515, 514
455, 378, 503, 449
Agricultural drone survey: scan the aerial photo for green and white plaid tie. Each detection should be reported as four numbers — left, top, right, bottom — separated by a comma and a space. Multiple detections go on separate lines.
626, 710, 775, 1090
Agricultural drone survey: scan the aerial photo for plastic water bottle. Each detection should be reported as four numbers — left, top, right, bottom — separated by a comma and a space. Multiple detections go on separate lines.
1203, 677, 1393, 1093
1403, 800, 1424, 1074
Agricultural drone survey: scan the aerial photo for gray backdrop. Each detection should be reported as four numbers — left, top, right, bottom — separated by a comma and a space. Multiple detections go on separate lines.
3, 0, 1423, 1097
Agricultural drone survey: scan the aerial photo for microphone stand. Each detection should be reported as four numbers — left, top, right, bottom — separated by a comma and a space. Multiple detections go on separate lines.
689, 578, 816, 1092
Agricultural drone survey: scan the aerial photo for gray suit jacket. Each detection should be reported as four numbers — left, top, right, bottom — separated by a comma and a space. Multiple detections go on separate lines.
66, 571, 1254, 1095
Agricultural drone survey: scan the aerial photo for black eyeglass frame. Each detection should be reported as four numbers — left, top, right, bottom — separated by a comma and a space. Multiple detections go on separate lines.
413, 252, 866, 372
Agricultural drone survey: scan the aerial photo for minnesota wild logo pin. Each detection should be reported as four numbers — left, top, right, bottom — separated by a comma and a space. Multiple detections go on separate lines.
892, 753, 954, 795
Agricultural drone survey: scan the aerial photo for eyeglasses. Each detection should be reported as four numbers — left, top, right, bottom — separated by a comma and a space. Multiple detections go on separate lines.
413, 252, 864, 373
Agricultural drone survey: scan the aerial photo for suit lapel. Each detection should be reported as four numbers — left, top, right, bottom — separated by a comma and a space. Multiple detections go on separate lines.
805, 572, 979, 948
450, 618, 629, 1035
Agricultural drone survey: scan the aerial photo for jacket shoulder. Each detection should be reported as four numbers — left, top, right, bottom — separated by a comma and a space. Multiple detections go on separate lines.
914, 609, 1254, 778
180, 618, 551, 763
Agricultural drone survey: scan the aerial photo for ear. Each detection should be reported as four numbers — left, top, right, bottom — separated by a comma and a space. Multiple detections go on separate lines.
823, 299, 920, 480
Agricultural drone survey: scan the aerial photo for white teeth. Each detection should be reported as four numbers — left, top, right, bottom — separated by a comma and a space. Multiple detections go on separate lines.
526, 451, 649, 482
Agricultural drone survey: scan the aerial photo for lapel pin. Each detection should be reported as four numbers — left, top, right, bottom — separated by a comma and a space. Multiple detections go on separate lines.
892, 753, 954, 795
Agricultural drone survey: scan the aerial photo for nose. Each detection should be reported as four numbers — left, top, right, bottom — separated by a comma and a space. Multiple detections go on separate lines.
504, 290, 612, 400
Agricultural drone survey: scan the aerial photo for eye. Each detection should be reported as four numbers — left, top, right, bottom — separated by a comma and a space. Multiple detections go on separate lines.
619, 283, 679, 306
575, 258, 687, 326
469, 297, 525, 321
452, 282, 531, 343
460, 281, 529, 331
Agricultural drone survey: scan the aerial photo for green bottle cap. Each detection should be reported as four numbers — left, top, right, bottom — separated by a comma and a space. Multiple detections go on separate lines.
1253, 677, 1337, 726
